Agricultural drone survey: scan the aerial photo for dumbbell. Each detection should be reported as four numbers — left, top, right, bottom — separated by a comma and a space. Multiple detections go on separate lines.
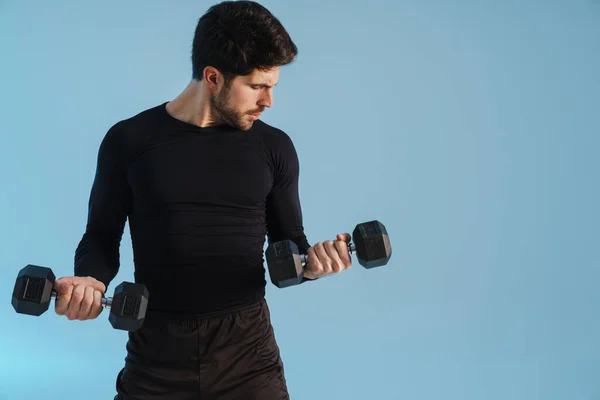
266, 220, 392, 288
11, 264, 149, 332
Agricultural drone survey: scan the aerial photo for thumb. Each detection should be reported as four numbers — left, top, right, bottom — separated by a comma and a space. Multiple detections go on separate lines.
337, 233, 351, 243
54, 276, 106, 294
54, 276, 74, 294
71, 276, 107, 294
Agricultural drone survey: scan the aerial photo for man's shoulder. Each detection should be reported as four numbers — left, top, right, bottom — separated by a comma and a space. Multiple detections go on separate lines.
252, 120, 300, 163
100, 102, 167, 152
104, 102, 166, 139
113, 102, 167, 131
252, 119, 294, 145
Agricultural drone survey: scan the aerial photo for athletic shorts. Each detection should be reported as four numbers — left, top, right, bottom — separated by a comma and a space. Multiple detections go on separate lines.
113, 298, 289, 399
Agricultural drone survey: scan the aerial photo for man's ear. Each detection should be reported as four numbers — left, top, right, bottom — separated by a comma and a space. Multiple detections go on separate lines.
203, 66, 221, 90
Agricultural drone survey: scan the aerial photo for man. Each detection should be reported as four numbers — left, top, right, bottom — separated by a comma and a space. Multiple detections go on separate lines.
52, 1, 352, 399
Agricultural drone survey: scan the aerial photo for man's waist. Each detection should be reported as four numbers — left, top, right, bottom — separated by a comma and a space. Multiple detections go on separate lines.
130, 262, 267, 314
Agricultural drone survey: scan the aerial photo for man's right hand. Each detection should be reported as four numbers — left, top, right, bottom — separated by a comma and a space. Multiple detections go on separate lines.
54, 276, 107, 321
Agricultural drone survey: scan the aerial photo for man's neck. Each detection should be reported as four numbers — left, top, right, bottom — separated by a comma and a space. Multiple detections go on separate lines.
166, 80, 223, 128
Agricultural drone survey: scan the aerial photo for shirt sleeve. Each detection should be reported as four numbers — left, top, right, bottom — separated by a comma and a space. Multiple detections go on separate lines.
265, 130, 319, 283
265, 130, 311, 252
73, 122, 132, 289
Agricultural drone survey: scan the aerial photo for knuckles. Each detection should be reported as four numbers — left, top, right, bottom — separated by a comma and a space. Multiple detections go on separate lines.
307, 239, 353, 277
71, 292, 84, 302
311, 261, 324, 274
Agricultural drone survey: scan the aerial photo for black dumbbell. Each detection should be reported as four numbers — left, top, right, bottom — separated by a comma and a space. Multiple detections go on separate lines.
266, 220, 392, 288
11, 264, 149, 332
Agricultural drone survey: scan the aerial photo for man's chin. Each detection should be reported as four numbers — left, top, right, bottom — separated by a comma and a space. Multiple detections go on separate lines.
236, 119, 255, 131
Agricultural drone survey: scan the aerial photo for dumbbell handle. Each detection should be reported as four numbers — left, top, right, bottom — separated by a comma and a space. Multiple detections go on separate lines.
50, 291, 112, 309
298, 243, 357, 266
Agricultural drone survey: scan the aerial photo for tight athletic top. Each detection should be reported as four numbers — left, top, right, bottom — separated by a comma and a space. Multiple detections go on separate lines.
73, 102, 311, 314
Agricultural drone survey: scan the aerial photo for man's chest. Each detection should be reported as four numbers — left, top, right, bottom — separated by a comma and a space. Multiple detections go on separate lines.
127, 137, 274, 206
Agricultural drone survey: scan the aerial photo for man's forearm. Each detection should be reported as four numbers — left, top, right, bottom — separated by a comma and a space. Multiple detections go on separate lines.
74, 230, 123, 289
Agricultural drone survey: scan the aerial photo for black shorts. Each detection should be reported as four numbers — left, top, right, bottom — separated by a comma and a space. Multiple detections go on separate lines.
114, 299, 289, 400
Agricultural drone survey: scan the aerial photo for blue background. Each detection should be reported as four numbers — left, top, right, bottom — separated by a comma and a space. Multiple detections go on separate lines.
1, 1, 599, 399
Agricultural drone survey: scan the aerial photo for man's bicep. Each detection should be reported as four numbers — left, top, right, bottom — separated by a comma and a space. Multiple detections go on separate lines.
86, 123, 133, 228
74, 123, 132, 286
265, 186, 309, 251
265, 134, 310, 253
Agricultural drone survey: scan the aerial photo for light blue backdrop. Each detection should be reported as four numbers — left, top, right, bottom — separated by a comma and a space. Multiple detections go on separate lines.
1, 1, 599, 399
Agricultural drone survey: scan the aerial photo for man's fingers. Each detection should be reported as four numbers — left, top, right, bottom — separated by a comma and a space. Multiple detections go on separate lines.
91, 290, 104, 319
334, 239, 352, 269
88, 279, 107, 294
306, 246, 324, 274
315, 242, 334, 274
78, 286, 95, 320
66, 284, 86, 320
324, 240, 345, 273
306, 238, 353, 278
54, 284, 73, 316
53, 276, 106, 320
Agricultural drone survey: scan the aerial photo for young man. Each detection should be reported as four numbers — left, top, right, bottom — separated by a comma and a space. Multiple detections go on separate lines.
53, 1, 352, 399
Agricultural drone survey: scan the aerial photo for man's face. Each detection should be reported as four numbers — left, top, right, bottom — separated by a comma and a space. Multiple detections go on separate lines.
210, 67, 279, 131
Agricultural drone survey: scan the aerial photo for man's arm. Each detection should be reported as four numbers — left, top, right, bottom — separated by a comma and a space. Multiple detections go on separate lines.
264, 131, 315, 282
74, 122, 133, 290
265, 131, 308, 249
265, 129, 353, 284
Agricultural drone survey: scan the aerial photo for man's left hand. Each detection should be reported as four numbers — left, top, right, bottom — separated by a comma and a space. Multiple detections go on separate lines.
303, 233, 353, 280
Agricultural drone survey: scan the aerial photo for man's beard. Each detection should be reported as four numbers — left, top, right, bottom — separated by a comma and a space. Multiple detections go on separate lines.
210, 87, 255, 131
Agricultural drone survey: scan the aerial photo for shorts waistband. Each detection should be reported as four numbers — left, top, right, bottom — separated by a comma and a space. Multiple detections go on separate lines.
143, 297, 266, 325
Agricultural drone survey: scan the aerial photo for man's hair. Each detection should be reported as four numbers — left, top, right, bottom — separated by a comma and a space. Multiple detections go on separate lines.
191, 1, 298, 83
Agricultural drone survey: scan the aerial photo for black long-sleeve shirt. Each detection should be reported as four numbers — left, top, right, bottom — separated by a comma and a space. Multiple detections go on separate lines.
74, 102, 311, 313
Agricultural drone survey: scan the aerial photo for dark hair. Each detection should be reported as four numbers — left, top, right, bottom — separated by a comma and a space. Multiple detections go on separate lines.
191, 1, 298, 82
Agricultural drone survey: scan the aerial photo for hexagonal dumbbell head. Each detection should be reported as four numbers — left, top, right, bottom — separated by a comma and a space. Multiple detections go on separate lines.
108, 282, 149, 332
352, 220, 392, 269
265, 240, 304, 288
12, 265, 56, 316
